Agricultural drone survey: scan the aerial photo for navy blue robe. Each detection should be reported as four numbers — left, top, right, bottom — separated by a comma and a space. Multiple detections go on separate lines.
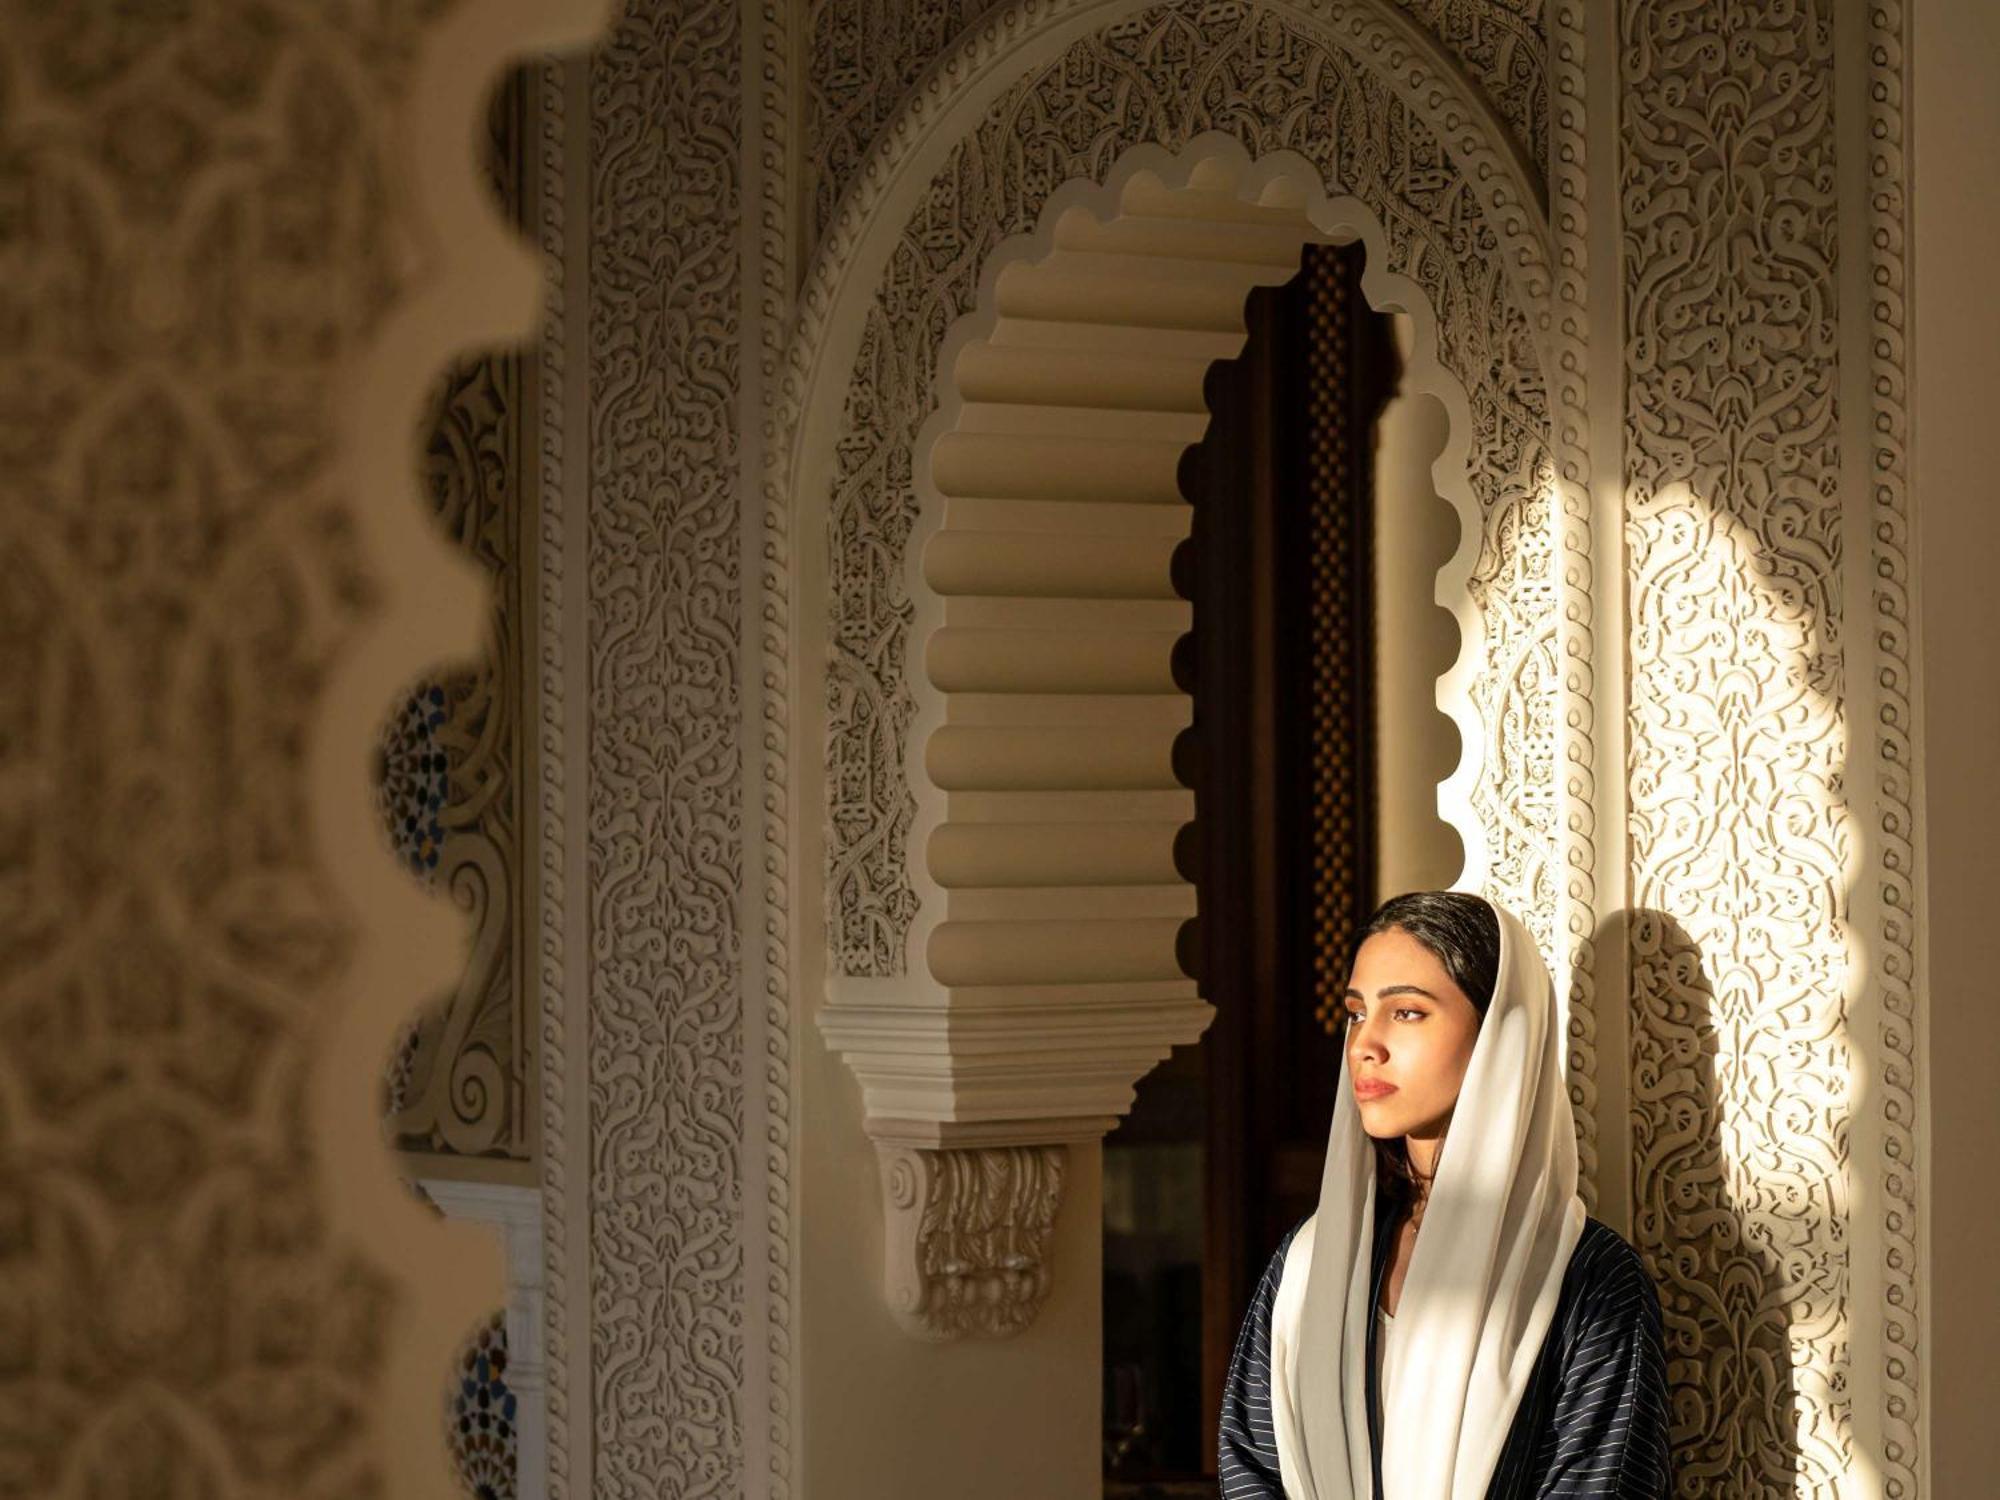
1219, 1209, 1672, 1499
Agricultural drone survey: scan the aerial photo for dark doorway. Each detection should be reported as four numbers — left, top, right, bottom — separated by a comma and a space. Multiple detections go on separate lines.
1101, 240, 1397, 1493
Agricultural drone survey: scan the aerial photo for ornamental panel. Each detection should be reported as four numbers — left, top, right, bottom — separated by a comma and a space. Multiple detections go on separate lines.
1619, 1, 1857, 1491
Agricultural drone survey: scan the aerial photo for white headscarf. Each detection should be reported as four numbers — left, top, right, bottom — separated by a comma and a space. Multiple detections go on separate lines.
1267, 898, 1585, 1499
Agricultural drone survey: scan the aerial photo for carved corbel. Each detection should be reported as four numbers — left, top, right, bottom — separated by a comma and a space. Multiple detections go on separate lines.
875, 1134, 1069, 1341
868, 1115, 1116, 1341
821, 982, 1208, 1340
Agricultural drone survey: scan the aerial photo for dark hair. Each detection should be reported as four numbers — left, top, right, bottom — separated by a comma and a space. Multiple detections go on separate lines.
1345, 890, 1501, 1213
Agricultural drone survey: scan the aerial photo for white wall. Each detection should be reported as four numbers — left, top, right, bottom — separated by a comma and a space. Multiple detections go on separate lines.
797, 1043, 1102, 1498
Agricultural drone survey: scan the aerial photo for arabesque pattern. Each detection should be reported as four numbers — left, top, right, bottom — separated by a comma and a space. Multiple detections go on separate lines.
1621, 0, 1851, 1491
586, 0, 748, 1493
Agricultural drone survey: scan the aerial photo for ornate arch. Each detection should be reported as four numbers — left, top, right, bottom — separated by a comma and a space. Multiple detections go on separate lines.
779, 0, 1589, 1335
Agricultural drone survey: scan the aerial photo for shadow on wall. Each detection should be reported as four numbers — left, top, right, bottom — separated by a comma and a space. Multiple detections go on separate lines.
1619, 908, 1801, 1497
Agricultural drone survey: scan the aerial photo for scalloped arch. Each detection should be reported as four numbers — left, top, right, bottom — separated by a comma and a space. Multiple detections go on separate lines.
899, 137, 1493, 990
792, 0, 1582, 1169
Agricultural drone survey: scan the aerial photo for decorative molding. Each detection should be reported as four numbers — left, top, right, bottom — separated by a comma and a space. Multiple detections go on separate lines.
1385, 0, 1547, 185
1542, 0, 1604, 1215
877, 1140, 1069, 1340
748, 0, 800, 1482
819, 979, 1197, 1129
531, 51, 580, 1500
1863, 2, 1922, 1494
586, 0, 748, 1491
1620, 0, 1850, 1490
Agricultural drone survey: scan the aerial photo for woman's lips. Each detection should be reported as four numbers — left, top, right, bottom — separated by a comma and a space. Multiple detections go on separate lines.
1353, 1079, 1398, 1101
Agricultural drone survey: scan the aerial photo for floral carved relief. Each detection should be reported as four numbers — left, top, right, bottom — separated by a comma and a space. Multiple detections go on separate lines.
586, 0, 747, 1492
1620, 0, 1851, 1491
1386, 0, 1546, 177
804, 0, 1548, 258
805, 0, 1009, 249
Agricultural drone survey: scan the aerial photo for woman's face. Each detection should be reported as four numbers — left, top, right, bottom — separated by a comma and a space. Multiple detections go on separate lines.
1341, 926, 1483, 1144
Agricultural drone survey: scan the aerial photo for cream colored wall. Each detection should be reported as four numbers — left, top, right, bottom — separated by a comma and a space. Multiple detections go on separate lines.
798, 1033, 1102, 1497
1912, 0, 2000, 1487
1373, 312, 1465, 898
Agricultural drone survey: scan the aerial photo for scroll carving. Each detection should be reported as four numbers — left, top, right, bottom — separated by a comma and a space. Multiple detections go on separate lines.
1620, 0, 1850, 1490
385, 73, 533, 1166
878, 1144, 1067, 1340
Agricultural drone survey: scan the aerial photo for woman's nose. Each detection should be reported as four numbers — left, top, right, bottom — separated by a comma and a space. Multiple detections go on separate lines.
1349, 1023, 1385, 1062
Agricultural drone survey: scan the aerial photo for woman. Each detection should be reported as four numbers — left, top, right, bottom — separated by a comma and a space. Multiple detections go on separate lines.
1218, 892, 1672, 1499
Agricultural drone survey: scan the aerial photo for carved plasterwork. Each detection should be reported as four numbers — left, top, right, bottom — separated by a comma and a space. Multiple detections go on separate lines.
529, 52, 583, 1500
585, 0, 747, 1492
806, 0, 1007, 246
541, 0, 797, 1485
804, 0, 1546, 259
1864, 6, 1922, 1495
1385, 0, 1546, 178
0, 0, 595, 1493
1620, 0, 1851, 1491
387, 75, 534, 1166
749, 0, 801, 1487
1542, 0, 1604, 1210
816, 0, 1560, 981
878, 1143, 1067, 1340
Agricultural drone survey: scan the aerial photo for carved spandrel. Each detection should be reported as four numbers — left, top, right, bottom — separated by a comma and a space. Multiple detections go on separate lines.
804, 0, 1550, 257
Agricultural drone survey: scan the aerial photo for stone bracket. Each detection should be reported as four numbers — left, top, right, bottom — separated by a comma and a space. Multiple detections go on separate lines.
821, 983, 1210, 1339
875, 1134, 1071, 1341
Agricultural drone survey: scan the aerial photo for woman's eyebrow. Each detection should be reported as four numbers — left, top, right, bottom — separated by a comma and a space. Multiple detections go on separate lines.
1368, 984, 1439, 1001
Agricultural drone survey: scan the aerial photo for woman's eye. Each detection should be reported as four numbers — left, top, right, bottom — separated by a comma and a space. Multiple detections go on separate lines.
1393, 1008, 1424, 1022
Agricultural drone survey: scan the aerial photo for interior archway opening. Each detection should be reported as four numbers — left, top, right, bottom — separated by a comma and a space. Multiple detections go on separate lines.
919, 152, 1472, 1491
